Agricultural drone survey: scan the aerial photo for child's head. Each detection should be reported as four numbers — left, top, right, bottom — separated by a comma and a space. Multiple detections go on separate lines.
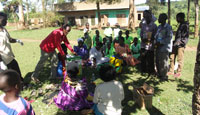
106, 22, 110, 27
61, 44, 67, 55
115, 23, 120, 28
158, 13, 168, 24
118, 31, 123, 37
99, 65, 116, 82
67, 62, 79, 80
85, 22, 89, 29
133, 37, 138, 44
95, 30, 100, 35
176, 12, 185, 23
143, 10, 152, 24
77, 38, 84, 47
125, 30, 129, 36
96, 42, 103, 51
0, 69, 21, 93
0, 12, 7, 27
103, 38, 107, 44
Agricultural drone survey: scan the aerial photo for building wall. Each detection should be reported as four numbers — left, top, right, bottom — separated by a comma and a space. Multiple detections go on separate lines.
95, 9, 129, 27
60, 9, 143, 27
60, 10, 96, 27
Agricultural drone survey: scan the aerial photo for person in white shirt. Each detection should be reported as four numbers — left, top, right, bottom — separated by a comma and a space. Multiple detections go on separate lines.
113, 23, 120, 38
0, 12, 24, 81
89, 42, 109, 66
82, 64, 124, 115
104, 22, 113, 44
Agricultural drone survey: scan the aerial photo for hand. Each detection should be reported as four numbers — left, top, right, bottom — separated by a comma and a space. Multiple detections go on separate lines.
72, 52, 77, 56
16, 39, 24, 46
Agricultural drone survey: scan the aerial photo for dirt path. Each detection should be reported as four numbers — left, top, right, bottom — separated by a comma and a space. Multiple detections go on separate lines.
185, 46, 197, 51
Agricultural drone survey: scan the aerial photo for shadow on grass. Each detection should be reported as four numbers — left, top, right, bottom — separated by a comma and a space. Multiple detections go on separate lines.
176, 79, 193, 93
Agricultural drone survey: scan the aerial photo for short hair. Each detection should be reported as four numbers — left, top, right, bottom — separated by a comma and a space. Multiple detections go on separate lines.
85, 22, 89, 26
159, 13, 168, 21
176, 12, 185, 19
62, 24, 71, 29
96, 42, 103, 48
67, 62, 79, 79
0, 69, 21, 91
125, 30, 129, 34
95, 30, 99, 34
0, 12, 7, 18
99, 64, 116, 82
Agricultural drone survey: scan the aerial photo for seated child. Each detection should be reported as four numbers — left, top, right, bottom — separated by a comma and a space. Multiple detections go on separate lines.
82, 65, 124, 115
57, 44, 68, 77
74, 38, 88, 60
0, 69, 35, 115
54, 62, 93, 111
89, 42, 109, 66
93, 30, 102, 47
125, 30, 133, 48
102, 38, 107, 57
83, 32, 92, 50
131, 37, 141, 59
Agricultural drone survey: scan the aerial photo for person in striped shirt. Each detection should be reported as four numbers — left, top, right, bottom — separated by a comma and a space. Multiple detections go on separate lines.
0, 69, 35, 115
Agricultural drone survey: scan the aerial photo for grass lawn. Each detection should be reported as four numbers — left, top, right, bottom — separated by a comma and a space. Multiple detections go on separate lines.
7, 27, 198, 115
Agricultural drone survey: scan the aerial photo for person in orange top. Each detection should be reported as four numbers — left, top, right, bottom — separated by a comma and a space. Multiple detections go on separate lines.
31, 24, 75, 82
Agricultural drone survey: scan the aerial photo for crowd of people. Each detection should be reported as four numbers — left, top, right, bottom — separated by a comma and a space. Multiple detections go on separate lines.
0, 9, 189, 115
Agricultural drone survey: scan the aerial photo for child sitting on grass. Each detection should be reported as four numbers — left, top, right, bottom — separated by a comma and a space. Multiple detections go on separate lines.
0, 69, 35, 115
82, 65, 124, 115
54, 62, 93, 111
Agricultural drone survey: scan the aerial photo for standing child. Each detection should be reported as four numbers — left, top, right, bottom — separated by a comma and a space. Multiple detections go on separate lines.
93, 30, 102, 47
57, 44, 68, 77
131, 37, 141, 59
125, 30, 133, 48
82, 65, 124, 115
54, 62, 92, 111
155, 13, 173, 81
0, 69, 35, 115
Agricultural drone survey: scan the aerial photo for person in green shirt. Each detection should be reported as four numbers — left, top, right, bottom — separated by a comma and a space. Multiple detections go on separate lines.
105, 42, 115, 58
125, 30, 133, 48
83, 32, 92, 50
93, 30, 102, 47
131, 37, 141, 59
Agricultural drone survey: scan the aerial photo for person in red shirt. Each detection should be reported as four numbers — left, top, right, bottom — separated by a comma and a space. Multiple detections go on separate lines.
31, 24, 75, 82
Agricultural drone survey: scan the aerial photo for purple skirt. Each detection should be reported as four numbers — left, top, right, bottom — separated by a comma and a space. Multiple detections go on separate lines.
54, 78, 93, 111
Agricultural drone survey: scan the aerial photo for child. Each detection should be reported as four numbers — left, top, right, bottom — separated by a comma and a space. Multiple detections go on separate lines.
155, 13, 173, 81
74, 38, 88, 60
0, 69, 35, 115
82, 65, 124, 115
54, 62, 92, 111
93, 30, 102, 47
83, 32, 92, 50
131, 37, 141, 59
125, 30, 133, 48
57, 44, 68, 77
113, 23, 120, 38
104, 22, 113, 44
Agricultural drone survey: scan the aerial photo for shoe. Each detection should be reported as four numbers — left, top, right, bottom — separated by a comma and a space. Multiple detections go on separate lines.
174, 73, 181, 78
31, 76, 40, 83
167, 72, 174, 76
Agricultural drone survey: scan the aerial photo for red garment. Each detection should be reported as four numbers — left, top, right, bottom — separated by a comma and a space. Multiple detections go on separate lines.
40, 28, 74, 56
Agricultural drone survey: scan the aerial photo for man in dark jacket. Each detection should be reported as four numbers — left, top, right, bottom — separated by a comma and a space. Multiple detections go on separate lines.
168, 12, 189, 78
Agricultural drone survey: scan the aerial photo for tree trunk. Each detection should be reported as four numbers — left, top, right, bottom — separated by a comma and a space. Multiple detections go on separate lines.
128, 0, 135, 31
26, 0, 29, 25
187, 0, 190, 23
194, 0, 199, 39
192, 36, 200, 114
18, 0, 25, 29
96, 1, 101, 29
168, 0, 171, 25
42, 0, 46, 27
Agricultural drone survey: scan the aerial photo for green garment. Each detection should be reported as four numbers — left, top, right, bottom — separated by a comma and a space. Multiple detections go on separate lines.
84, 36, 92, 49
92, 35, 103, 47
125, 36, 133, 48
131, 43, 141, 59
105, 45, 115, 58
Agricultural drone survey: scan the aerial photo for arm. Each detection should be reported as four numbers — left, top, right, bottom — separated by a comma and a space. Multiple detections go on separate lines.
180, 24, 189, 47
5, 29, 23, 45
63, 36, 74, 53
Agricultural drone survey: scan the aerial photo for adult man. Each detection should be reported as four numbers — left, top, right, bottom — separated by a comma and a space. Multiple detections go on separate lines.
31, 24, 75, 82
0, 12, 24, 81
168, 13, 189, 78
